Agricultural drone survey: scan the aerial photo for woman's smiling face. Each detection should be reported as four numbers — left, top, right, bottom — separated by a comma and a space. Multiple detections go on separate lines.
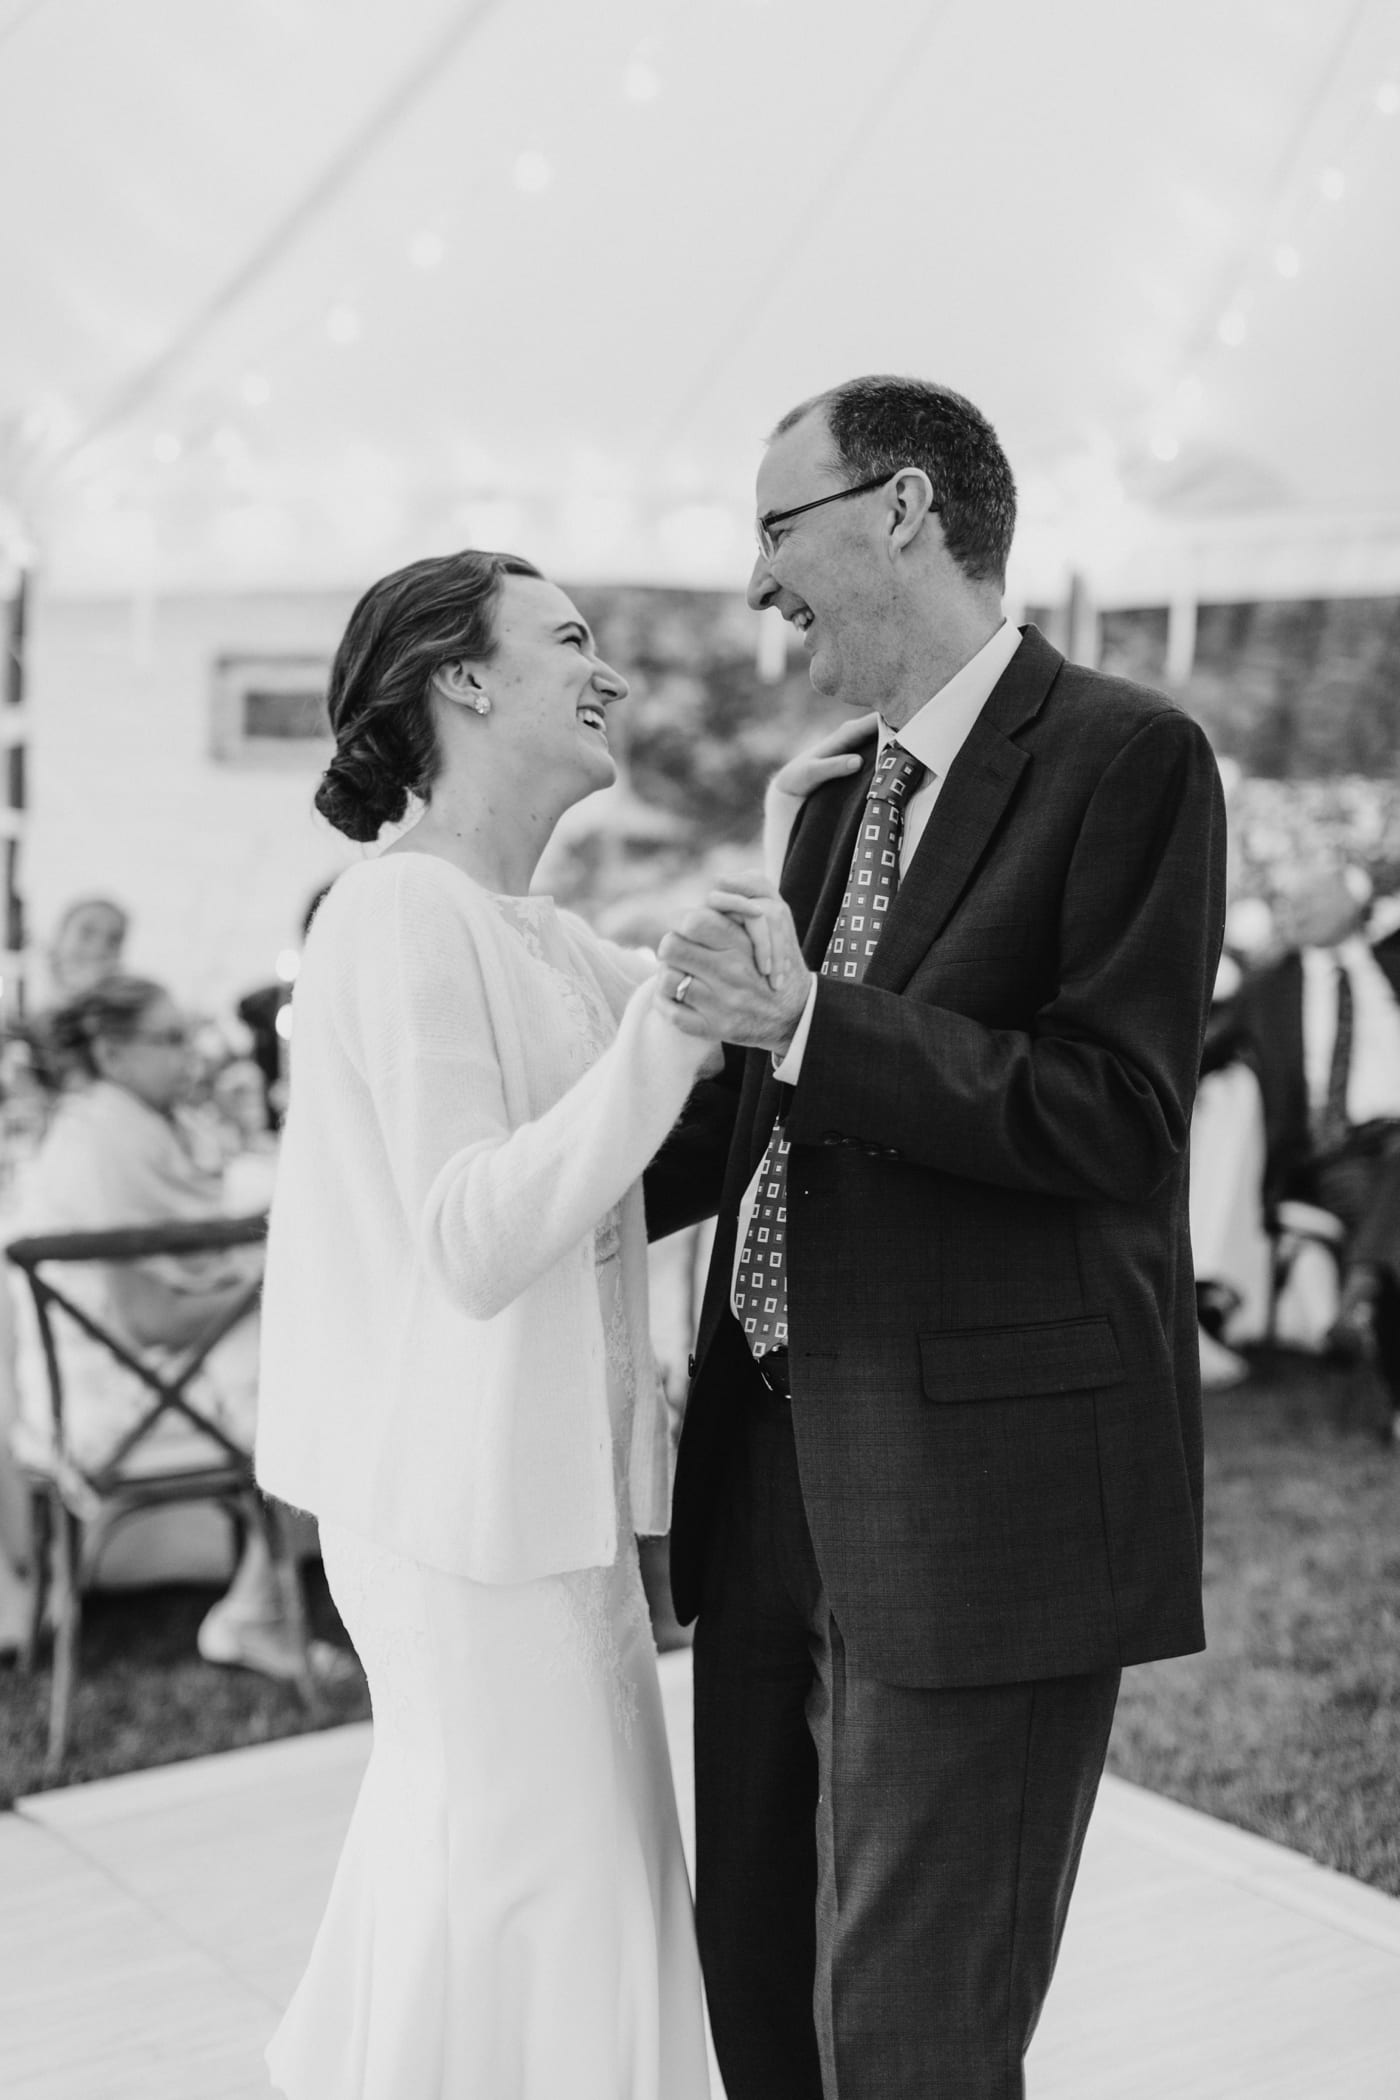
474, 573, 628, 804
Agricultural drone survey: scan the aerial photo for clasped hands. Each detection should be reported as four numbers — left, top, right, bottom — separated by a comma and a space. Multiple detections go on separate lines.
657, 873, 811, 1057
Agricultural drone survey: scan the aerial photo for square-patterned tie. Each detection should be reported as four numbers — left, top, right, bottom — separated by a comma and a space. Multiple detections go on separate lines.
733, 742, 927, 1358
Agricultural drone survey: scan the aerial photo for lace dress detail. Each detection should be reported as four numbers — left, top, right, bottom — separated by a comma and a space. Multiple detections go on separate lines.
491, 891, 614, 1075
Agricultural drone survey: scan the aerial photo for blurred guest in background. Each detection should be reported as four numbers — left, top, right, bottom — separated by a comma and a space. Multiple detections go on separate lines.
6, 974, 335, 1675
1204, 858, 1400, 1443
1191, 948, 1270, 1389
16, 894, 133, 1106
43, 894, 129, 1002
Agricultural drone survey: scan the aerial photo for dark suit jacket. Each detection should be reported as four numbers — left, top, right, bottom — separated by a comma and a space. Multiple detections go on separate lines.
1201, 934, 1400, 1208
648, 626, 1227, 1689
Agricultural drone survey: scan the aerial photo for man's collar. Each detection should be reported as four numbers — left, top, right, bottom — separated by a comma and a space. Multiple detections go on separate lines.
880, 620, 1022, 778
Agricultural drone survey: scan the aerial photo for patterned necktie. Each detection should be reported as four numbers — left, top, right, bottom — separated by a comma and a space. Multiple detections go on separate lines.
733, 742, 927, 1358
1315, 958, 1353, 1155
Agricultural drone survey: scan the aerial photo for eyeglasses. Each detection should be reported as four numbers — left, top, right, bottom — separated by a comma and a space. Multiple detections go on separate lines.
755, 475, 892, 560
128, 1027, 191, 1049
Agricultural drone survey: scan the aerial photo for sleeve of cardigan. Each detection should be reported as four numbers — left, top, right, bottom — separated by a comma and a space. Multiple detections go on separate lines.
362, 871, 714, 1321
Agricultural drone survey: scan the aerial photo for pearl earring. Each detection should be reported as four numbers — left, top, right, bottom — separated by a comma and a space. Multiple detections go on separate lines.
467, 692, 491, 715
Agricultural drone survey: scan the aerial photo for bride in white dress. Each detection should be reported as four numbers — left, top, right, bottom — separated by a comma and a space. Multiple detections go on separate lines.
254, 550, 857, 2100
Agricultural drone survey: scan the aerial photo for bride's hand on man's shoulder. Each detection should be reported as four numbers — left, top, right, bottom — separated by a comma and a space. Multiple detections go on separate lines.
770, 713, 877, 801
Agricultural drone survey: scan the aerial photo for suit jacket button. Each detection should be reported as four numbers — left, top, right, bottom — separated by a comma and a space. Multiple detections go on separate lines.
687, 1355, 696, 1379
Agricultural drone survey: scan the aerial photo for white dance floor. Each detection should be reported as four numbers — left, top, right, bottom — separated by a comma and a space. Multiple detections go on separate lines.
2, 1649, 1398, 2098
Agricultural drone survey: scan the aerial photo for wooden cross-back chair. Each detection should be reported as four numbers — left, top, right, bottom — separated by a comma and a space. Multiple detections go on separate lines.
5, 1213, 316, 1775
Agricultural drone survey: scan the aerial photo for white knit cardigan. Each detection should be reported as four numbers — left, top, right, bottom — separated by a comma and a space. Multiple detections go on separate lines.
254, 853, 711, 1584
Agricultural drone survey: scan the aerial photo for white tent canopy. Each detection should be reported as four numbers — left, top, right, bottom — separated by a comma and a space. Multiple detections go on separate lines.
2, 0, 1398, 604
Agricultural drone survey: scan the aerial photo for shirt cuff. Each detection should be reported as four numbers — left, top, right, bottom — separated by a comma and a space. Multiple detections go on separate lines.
772, 973, 819, 1083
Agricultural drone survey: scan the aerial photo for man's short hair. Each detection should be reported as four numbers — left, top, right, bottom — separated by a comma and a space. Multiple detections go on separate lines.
772, 374, 1016, 587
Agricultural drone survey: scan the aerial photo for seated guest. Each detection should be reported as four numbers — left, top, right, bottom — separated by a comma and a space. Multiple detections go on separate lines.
1204, 858, 1400, 1442
19, 895, 133, 1104
7, 975, 333, 1677
44, 894, 130, 1001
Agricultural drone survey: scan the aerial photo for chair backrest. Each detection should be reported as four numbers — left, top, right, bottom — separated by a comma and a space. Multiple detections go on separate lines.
5, 1215, 267, 1493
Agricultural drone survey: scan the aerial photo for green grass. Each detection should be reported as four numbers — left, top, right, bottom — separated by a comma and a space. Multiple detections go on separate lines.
0, 1560, 369, 1805
1109, 1348, 1400, 1895
3, 1366, 1398, 1903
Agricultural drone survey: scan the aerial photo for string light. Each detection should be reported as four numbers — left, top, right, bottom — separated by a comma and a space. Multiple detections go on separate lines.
1319, 166, 1346, 202
274, 948, 301, 984
152, 432, 182, 464
239, 371, 271, 407
1274, 243, 1301, 279
326, 303, 362, 345
1218, 309, 1247, 347
1148, 432, 1180, 463
1376, 80, 1399, 116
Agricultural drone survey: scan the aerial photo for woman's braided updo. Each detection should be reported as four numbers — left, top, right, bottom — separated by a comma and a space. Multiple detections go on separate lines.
315, 549, 544, 843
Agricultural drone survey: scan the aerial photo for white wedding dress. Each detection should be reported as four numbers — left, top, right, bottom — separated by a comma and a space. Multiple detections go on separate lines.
265, 903, 711, 2100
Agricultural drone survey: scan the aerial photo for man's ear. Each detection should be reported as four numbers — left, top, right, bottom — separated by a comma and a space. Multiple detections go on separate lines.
431, 661, 491, 714
886, 468, 938, 555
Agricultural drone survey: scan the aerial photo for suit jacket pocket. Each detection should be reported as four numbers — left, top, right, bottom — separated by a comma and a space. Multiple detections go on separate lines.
919, 1315, 1122, 1404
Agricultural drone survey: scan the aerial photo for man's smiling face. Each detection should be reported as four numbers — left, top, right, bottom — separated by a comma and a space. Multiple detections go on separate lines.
746, 410, 902, 712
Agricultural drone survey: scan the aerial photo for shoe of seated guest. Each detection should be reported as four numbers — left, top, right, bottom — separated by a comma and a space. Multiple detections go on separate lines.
1325, 1273, 1379, 1364
1199, 1325, 1249, 1391
1196, 1280, 1243, 1344
197, 1605, 357, 1686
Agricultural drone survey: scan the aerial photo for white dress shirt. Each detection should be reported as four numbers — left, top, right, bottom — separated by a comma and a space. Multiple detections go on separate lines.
732, 619, 1024, 1317
1301, 935, 1400, 1126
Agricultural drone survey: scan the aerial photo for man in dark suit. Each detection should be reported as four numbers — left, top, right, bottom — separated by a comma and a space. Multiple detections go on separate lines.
647, 375, 1227, 2100
1204, 860, 1400, 1436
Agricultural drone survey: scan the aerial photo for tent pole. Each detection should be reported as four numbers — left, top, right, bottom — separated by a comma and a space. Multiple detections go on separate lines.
2, 566, 28, 1020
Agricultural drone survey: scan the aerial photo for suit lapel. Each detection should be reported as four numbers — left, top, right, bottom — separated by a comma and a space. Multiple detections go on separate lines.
868, 625, 1060, 991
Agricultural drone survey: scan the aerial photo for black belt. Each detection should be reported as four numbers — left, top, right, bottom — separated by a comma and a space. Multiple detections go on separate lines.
752, 1346, 791, 1400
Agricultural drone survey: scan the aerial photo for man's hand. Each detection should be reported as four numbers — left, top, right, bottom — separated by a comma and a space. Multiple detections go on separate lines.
656, 874, 812, 1055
